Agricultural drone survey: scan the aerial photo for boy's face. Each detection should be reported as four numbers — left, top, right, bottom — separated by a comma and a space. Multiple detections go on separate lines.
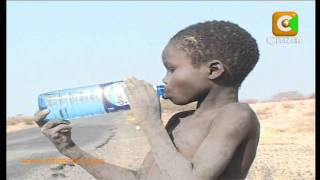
162, 43, 212, 105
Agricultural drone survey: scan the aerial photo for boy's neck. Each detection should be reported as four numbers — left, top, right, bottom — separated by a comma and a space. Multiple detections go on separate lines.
196, 85, 239, 113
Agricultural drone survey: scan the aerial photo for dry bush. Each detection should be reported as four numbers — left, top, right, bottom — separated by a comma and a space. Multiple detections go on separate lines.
24, 118, 35, 125
6, 119, 20, 126
6, 117, 23, 126
7, 115, 35, 126
253, 106, 273, 119
281, 102, 295, 109
307, 93, 315, 99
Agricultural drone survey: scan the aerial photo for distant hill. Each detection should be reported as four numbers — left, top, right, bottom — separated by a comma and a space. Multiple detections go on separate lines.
269, 91, 314, 102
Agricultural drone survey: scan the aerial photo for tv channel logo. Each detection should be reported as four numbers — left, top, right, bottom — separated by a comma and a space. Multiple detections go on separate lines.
272, 12, 298, 36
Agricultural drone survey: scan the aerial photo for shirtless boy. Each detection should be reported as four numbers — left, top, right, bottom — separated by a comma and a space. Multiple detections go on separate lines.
34, 20, 260, 180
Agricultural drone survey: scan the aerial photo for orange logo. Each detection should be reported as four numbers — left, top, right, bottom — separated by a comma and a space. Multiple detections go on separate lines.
272, 12, 298, 36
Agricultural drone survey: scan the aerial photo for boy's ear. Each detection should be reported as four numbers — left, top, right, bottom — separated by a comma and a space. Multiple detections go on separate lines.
207, 60, 225, 80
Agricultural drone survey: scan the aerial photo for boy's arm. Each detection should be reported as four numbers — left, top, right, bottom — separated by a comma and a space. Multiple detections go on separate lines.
140, 104, 253, 180
63, 145, 139, 180
189, 105, 253, 179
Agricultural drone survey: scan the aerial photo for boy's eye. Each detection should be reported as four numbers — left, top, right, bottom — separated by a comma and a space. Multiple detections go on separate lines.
168, 68, 175, 72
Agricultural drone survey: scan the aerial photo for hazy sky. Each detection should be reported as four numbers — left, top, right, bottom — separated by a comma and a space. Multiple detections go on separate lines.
7, 1, 315, 117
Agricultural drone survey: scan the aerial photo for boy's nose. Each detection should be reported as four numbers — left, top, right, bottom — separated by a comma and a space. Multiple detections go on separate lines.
162, 76, 168, 85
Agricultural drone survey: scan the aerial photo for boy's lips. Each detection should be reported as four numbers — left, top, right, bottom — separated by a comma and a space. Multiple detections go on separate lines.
160, 86, 167, 99
162, 87, 170, 99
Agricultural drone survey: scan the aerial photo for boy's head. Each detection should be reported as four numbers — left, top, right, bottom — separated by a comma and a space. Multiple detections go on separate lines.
162, 20, 259, 105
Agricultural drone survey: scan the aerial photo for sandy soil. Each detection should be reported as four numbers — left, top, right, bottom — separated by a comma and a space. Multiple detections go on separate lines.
246, 99, 315, 180
7, 122, 37, 133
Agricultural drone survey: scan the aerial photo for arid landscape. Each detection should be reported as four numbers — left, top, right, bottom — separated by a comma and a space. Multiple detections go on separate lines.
244, 99, 315, 180
7, 92, 315, 179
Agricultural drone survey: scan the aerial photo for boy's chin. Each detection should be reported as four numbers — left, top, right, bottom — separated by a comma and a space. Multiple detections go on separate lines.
168, 97, 191, 106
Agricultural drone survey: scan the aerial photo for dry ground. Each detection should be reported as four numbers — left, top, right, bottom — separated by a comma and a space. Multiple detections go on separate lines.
246, 99, 315, 180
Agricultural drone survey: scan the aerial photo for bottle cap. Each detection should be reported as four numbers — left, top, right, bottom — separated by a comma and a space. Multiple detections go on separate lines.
156, 85, 165, 97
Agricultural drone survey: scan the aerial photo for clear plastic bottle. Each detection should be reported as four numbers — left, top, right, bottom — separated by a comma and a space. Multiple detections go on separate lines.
38, 81, 165, 121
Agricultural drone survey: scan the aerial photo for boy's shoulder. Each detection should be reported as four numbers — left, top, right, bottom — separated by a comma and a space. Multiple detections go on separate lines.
223, 102, 257, 120
221, 102, 255, 116
214, 102, 259, 134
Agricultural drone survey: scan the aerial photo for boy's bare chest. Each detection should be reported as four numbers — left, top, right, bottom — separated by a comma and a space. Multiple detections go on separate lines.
169, 116, 213, 160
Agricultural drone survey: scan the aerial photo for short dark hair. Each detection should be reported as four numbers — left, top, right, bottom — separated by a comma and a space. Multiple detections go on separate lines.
169, 20, 259, 87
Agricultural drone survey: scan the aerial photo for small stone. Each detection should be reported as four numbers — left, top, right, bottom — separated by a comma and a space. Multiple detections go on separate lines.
50, 164, 64, 171
51, 173, 66, 178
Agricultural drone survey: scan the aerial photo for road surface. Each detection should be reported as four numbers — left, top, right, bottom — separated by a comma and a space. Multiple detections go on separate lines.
7, 111, 149, 180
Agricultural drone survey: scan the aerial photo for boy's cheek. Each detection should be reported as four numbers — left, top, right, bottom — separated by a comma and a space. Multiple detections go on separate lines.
165, 75, 191, 99
164, 84, 176, 97
165, 86, 183, 101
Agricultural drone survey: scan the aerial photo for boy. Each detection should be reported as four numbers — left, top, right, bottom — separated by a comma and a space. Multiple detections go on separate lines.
34, 20, 260, 180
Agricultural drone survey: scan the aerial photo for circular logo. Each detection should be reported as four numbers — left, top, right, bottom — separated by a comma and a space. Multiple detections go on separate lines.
277, 15, 293, 32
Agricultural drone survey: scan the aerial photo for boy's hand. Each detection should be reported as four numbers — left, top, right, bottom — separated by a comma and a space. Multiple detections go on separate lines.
123, 77, 161, 125
33, 109, 76, 155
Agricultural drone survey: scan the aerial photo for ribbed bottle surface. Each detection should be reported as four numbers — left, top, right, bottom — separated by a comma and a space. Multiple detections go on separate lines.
38, 81, 164, 120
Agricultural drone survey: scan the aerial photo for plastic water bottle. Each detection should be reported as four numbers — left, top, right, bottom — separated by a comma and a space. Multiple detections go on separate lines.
38, 81, 165, 121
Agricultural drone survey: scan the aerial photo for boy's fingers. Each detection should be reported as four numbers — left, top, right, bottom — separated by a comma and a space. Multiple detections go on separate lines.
130, 76, 139, 82
52, 124, 72, 133
123, 85, 134, 104
142, 81, 157, 97
122, 84, 129, 97
126, 80, 141, 96
34, 109, 50, 127
130, 78, 150, 90
130, 77, 140, 87
124, 77, 152, 101
140, 80, 152, 89
124, 78, 136, 95
125, 78, 136, 89
43, 120, 70, 130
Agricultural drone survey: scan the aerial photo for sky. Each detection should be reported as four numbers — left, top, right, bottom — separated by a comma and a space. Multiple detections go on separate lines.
7, 1, 315, 117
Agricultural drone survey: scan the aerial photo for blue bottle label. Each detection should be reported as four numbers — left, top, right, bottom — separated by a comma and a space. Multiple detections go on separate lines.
101, 81, 130, 113
39, 85, 106, 120
103, 82, 129, 106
